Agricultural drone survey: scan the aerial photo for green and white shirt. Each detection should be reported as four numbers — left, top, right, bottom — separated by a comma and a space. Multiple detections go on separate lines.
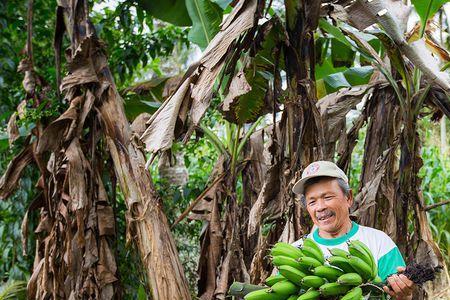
292, 221, 405, 281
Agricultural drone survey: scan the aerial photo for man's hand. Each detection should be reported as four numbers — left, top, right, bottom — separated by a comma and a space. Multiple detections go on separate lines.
383, 267, 414, 300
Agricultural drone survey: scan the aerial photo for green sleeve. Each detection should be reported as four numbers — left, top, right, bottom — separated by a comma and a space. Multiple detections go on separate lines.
377, 247, 406, 281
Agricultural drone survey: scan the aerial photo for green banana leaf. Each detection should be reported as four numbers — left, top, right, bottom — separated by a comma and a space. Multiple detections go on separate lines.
136, 0, 192, 26
412, 0, 449, 28
331, 38, 356, 68
185, 0, 223, 49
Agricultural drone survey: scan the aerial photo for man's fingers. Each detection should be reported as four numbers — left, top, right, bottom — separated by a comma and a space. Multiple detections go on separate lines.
398, 274, 414, 289
383, 285, 395, 297
388, 275, 407, 297
397, 266, 406, 273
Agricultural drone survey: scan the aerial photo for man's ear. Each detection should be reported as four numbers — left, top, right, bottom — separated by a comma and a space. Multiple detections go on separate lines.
347, 190, 354, 208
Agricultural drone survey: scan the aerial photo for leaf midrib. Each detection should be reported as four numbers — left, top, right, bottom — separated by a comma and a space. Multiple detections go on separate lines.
193, 0, 211, 44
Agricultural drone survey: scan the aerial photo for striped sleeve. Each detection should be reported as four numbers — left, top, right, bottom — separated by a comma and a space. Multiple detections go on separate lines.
377, 246, 406, 281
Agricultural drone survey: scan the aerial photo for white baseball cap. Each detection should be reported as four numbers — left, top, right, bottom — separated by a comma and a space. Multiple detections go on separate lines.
292, 160, 348, 195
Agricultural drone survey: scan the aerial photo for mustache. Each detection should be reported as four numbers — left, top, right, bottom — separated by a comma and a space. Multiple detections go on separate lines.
316, 210, 335, 218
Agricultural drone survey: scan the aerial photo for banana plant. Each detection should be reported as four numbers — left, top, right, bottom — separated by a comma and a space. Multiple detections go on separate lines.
324, 3, 450, 297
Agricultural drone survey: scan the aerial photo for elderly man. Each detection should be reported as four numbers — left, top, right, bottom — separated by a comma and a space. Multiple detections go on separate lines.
292, 160, 414, 300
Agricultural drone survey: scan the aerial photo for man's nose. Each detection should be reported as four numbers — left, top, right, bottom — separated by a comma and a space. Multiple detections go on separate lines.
316, 199, 327, 211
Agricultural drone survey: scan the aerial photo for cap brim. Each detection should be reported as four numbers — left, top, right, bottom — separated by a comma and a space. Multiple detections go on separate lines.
292, 173, 341, 195
292, 176, 311, 195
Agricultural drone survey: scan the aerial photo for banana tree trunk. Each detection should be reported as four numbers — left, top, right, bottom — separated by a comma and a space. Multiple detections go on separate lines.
248, 0, 324, 284
55, 0, 191, 299
357, 87, 400, 237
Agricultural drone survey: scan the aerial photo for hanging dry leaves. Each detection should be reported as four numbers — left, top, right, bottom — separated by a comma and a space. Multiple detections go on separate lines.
141, 0, 259, 153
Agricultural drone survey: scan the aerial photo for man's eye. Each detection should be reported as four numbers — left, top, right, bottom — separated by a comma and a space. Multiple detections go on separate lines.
324, 196, 333, 200
308, 200, 316, 206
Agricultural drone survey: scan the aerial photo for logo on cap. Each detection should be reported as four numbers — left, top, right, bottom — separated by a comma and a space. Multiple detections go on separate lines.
305, 163, 320, 176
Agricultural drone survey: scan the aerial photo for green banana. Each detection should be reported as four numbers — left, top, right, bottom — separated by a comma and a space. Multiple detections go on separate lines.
302, 246, 325, 264
265, 274, 287, 287
272, 256, 303, 270
328, 248, 350, 258
298, 256, 322, 270
271, 280, 300, 296
347, 255, 373, 281
272, 242, 304, 260
349, 240, 377, 279
319, 282, 351, 297
296, 289, 320, 300
347, 241, 372, 267
279, 265, 307, 285
244, 288, 285, 300
340, 286, 363, 300
300, 275, 325, 288
303, 238, 324, 259
336, 273, 363, 286
287, 295, 299, 300
327, 256, 355, 273
313, 265, 344, 282
372, 275, 382, 284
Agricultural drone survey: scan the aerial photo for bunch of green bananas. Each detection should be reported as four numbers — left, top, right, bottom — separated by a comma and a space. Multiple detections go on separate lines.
244, 239, 382, 300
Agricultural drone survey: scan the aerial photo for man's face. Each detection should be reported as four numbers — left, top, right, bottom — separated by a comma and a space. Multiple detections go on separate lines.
304, 178, 353, 235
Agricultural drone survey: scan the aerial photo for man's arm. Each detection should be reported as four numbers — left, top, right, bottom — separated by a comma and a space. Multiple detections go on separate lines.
382, 267, 414, 300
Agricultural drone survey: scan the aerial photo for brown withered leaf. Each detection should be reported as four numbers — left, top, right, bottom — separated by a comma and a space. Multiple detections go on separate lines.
424, 35, 450, 62
17, 100, 27, 119
23, 71, 36, 95
336, 111, 367, 172
21, 193, 44, 255
242, 129, 268, 237
141, 78, 192, 153
35, 211, 52, 234
248, 162, 282, 237
346, 0, 411, 33
36, 96, 81, 153
247, 180, 269, 238
429, 88, 450, 120
130, 113, 151, 137
83, 230, 99, 269
163, 75, 183, 99
122, 76, 168, 96
60, 37, 101, 93
7, 112, 19, 146
278, 216, 296, 244
122, 75, 181, 103
198, 194, 223, 300
351, 147, 394, 218
318, 84, 374, 159
0, 144, 33, 200
77, 90, 95, 136
65, 138, 89, 211
190, 66, 222, 125
97, 205, 115, 236
17, 58, 36, 95
17, 58, 32, 73
220, 69, 252, 120
97, 239, 118, 287
96, 171, 109, 204
27, 258, 44, 299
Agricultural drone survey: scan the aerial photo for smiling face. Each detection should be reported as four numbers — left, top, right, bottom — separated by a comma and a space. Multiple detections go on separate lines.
304, 177, 353, 238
